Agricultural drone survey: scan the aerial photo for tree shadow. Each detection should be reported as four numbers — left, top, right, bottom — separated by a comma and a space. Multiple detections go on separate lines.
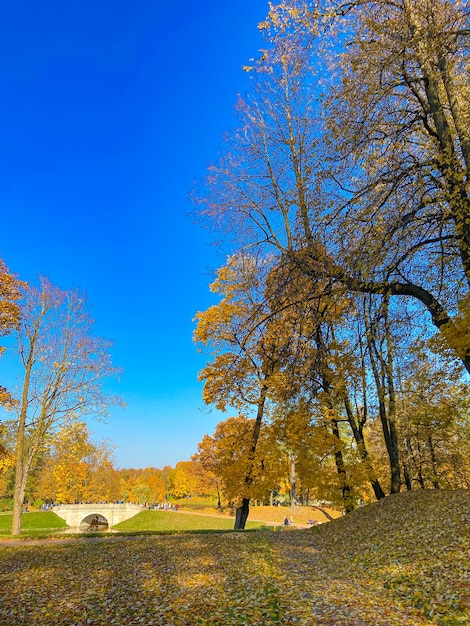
310, 505, 335, 521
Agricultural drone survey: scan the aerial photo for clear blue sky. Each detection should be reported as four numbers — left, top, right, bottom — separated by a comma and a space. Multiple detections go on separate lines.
0, 1, 268, 468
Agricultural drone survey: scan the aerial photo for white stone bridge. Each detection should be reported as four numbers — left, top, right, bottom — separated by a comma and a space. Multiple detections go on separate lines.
53, 503, 143, 529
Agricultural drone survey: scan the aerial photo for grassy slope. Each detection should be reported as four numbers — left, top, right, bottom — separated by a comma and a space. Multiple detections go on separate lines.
113, 509, 269, 532
0, 489, 467, 625
0, 511, 68, 534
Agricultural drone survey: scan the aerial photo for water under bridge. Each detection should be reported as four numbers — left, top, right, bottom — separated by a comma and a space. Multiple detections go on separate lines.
53, 503, 143, 529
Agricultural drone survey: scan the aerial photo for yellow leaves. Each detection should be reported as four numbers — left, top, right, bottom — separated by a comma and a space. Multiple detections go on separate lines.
0, 447, 14, 474
172, 461, 200, 498
34, 419, 120, 504
0, 259, 25, 415
0, 257, 26, 334
437, 293, 470, 361
193, 300, 243, 345
258, 1, 309, 38
0, 385, 17, 410
118, 467, 171, 504
198, 416, 288, 503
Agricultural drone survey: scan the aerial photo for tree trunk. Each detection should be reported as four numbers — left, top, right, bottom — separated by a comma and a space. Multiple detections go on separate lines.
290, 457, 297, 509
344, 395, 385, 500
12, 461, 29, 535
234, 498, 250, 530
403, 463, 413, 491
233, 389, 267, 530
12, 334, 36, 535
427, 428, 440, 489
315, 326, 354, 513
364, 297, 401, 494
404, 0, 470, 287
12, 296, 48, 535
330, 416, 355, 514
417, 459, 426, 489
384, 301, 401, 494
333, 269, 470, 375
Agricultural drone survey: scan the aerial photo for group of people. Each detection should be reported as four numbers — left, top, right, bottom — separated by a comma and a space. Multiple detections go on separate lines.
144, 502, 179, 511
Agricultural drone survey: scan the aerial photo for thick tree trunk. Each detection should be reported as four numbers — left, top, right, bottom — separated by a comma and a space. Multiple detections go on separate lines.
232, 389, 268, 530
403, 463, 413, 491
377, 398, 401, 494
12, 462, 29, 535
234, 498, 250, 530
384, 304, 401, 494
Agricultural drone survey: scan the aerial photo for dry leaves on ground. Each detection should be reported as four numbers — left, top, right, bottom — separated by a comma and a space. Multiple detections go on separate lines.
0, 489, 468, 625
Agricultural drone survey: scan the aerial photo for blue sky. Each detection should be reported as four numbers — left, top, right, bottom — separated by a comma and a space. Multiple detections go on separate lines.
0, 1, 268, 468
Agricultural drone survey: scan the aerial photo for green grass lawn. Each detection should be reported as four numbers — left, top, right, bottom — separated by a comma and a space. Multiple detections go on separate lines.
0, 490, 468, 625
0, 511, 68, 536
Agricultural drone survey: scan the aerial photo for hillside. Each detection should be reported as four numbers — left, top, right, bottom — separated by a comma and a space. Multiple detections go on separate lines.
301, 488, 470, 624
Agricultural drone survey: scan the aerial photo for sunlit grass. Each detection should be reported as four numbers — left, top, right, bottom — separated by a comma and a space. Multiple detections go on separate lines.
179, 503, 341, 525
0, 511, 68, 536
113, 509, 268, 532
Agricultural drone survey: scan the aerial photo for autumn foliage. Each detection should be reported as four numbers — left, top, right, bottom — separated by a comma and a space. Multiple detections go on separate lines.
193, 0, 470, 526
34, 420, 120, 504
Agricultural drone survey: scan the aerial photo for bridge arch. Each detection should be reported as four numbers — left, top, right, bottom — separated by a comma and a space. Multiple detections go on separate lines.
80, 513, 109, 530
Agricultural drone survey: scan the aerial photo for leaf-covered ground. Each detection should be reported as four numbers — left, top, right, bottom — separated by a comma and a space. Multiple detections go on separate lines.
0, 489, 468, 625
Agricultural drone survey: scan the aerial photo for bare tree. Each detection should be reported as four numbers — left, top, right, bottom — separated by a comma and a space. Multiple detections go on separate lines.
11, 278, 122, 534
